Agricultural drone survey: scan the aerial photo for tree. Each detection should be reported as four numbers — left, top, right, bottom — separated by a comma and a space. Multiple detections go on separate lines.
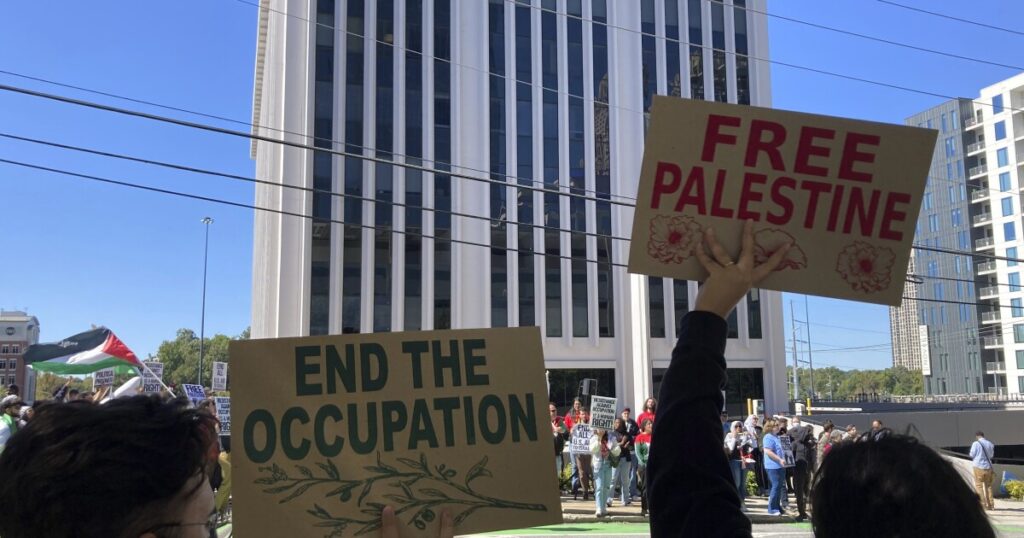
34, 372, 91, 402
155, 327, 248, 389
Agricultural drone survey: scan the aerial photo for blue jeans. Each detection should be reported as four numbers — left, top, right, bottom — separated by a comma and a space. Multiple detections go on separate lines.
767, 468, 786, 513
612, 459, 633, 504
729, 460, 744, 500
594, 463, 612, 515
570, 453, 579, 492
629, 461, 640, 498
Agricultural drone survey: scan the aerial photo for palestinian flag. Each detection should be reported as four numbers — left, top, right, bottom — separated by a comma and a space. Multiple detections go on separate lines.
24, 328, 143, 374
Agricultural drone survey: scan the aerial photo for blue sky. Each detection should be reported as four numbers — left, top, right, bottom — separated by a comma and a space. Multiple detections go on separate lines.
2, 0, 1022, 369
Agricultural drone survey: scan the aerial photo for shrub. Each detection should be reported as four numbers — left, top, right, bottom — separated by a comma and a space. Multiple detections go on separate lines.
1006, 480, 1024, 501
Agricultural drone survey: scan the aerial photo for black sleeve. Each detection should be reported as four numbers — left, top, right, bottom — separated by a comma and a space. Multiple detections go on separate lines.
648, 312, 751, 538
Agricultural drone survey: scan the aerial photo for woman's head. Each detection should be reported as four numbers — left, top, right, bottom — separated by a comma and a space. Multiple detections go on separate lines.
641, 418, 653, 433
763, 419, 780, 434
811, 435, 994, 538
730, 420, 743, 434
822, 419, 834, 433
613, 417, 624, 431
572, 398, 582, 410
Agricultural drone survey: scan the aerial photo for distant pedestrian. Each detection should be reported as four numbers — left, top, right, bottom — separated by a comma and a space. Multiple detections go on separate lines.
590, 428, 620, 518
761, 419, 788, 516
5, 385, 17, 398
721, 411, 730, 434
844, 424, 858, 441
612, 417, 634, 506
634, 419, 653, 517
572, 413, 593, 501
620, 408, 640, 499
724, 421, 752, 512
870, 419, 893, 442
549, 403, 568, 479
970, 431, 996, 510
787, 416, 816, 522
0, 396, 24, 451
816, 420, 834, 471
637, 397, 656, 433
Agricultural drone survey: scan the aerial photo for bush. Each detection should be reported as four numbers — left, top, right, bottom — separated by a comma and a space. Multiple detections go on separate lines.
746, 467, 759, 496
1006, 480, 1024, 501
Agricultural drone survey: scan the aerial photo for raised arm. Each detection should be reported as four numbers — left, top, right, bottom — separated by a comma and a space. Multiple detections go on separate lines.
648, 221, 789, 538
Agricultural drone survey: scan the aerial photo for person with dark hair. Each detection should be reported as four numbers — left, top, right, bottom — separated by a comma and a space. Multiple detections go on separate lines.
637, 397, 657, 432
970, 430, 996, 510
787, 416, 816, 522
869, 419, 893, 442
590, 427, 620, 518
0, 395, 220, 538
611, 417, 633, 506
816, 420, 835, 471
572, 412, 594, 501
5, 384, 18, 397
0, 396, 24, 450
620, 407, 641, 499
635, 418, 653, 517
647, 221, 996, 538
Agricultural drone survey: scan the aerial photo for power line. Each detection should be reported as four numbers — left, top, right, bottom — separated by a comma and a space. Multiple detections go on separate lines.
0, 83, 634, 209
719, 0, 1024, 71
0, 68, 636, 203
792, 320, 890, 335
0, 157, 629, 269
7, 155, 1024, 315
875, 0, 1024, 37
0, 131, 631, 245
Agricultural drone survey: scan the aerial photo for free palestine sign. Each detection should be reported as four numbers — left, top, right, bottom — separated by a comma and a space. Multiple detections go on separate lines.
629, 97, 937, 306
230, 328, 561, 537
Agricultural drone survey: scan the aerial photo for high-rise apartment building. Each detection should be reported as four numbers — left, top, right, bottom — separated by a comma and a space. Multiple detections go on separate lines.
889, 255, 923, 371
967, 73, 1024, 396
250, 0, 788, 412
895, 73, 1024, 395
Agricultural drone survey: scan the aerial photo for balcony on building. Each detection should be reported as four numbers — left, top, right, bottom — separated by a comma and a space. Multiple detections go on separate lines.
973, 212, 993, 226
965, 114, 983, 129
975, 236, 995, 250
982, 335, 1003, 348
971, 187, 991, 203
985, 361, 1006, 373
981, 310, 1001, 324
969, 164, 988, 178
967, 140, 986, 155
979, 285, 1000, 299
977, 260, 998, 274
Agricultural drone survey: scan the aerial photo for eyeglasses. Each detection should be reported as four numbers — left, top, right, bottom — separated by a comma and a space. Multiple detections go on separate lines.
145, 512, 218, 538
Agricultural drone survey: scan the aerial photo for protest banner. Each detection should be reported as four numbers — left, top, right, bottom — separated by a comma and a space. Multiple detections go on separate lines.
212, 361, 228, 391
92, 368, 114, 388
780, 435, 796, 468
230, 328, 561, 537
141, 361, 163, 393
569, 424, 592, 455
589, 396, 616, 430
628, 97, 937, 306
214, 397, 231, 436
182, 383, 206, 406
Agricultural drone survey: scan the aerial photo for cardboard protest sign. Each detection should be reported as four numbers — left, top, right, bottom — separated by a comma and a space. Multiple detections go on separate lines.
780, 435, 796, 468
92, 368, 114, 388
629, 97, 937, 306
182, 383, 206, 406
230, 328, 562, 537
589, 396, 616, 430
212, 361, 228, 391
215, 397, 232, 436
569, 424, 592, 455
142, 361, 163, 393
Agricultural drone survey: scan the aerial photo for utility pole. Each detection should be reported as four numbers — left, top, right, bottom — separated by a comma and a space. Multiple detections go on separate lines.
791, 301, 799, 400
804, 295, 815, 400
198, 217, 214, 387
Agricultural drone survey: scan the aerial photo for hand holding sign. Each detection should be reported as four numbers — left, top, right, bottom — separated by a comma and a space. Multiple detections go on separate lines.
693, 220, 791, 319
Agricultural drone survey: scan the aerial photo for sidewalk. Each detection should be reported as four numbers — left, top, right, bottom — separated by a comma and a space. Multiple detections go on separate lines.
558, 492, 1024, 528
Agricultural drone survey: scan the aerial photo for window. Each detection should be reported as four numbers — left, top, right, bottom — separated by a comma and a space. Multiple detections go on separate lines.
6, 359, 13, 370
0, 346, 6, 355
952, 109, 958, 126
1005, 222, 1017, 241
10, 345, 16, 354
923, 191, 933, 210
1009, 247, 1019, 267
993, 94, 1004, 114
995, 121, 1007, 141
674, 280, 690, 323
1019, 377, 1024, 395
941, 113, 947, 132
747, 290, 762, 339
951, 208, 962, 227
997, 148, 1009, 168
1000, 172, 1012, 191
946, 163, 953, 180
649, 277, 666, 338
944, 137, 955, 157
1011, 273, 1021, 292
948, 185, 955, 203
0, 360, 6, 370
1013, 299, 1023, 318
1003, 197, 1014, 216
1017, 350, 1024, 369
1015, 324, 1024, 343
928, 214, 939, 232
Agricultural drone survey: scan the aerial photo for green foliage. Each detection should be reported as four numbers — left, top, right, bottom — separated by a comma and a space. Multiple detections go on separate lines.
786, 365, 925, 400
1006, 480, 1024, 501
34, 372, 91, 401
155, 327, 249, 389
746, 466, 759, 496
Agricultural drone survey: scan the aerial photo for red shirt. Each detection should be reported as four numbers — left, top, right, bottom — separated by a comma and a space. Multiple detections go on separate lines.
637, 411, 656, 430
635, 432, 653, 445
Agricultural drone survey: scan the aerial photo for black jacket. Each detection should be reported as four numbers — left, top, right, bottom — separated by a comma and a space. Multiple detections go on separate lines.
648, 312, 751, 537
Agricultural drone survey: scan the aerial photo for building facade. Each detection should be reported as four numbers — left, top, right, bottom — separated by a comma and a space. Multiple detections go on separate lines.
250, 0, 788, 413
889, 255, 923, 371
967, 73, 1024, 396
0, 311, 40, 397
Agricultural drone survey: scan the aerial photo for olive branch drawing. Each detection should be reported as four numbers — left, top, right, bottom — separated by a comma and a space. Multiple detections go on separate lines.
254, 453, 547, 537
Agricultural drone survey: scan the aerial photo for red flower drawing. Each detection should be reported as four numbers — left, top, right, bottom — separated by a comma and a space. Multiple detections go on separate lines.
835, 241, 896, 293
647, 215, 702, 264
752, 228, 807, 271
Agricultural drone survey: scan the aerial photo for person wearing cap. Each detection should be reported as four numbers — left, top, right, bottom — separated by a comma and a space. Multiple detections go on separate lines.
0, 395, 25, 450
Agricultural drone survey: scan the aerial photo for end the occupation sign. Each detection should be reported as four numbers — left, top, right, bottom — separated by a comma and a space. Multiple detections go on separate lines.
230, 328, 561, 537
629, 97, 937, 306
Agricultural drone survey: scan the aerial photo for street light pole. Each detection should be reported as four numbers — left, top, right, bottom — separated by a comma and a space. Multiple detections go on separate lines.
198, 217, 214, 387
